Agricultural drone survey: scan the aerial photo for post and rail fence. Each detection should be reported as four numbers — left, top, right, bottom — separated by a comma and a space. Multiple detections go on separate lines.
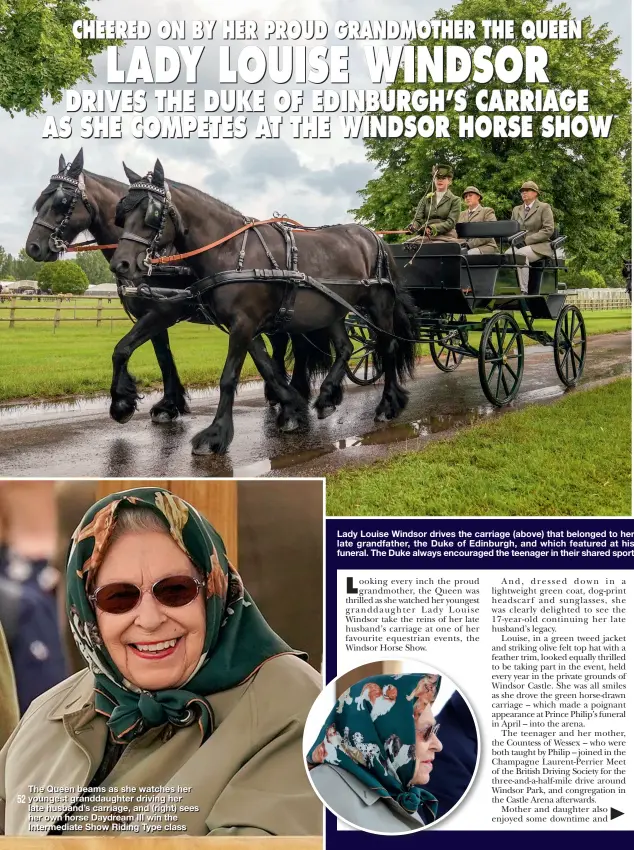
0, 288, 630, 330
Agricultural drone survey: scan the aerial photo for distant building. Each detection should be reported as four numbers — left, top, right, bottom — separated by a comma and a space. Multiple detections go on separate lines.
86, 283, 118, 295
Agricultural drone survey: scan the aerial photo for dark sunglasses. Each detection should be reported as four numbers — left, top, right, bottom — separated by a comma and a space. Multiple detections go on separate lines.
417, 723, 441, 743
88, 575, 205, 615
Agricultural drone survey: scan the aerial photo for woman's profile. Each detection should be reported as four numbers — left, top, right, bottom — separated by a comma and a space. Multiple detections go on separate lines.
0, 487, 322, 836
306, 673, 443, 833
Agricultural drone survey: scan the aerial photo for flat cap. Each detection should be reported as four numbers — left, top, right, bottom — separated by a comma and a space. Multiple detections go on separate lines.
462, 186, 483, 199
520, 180, 540, 193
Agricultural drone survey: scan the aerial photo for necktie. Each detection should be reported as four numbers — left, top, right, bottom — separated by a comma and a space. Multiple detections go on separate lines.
525, 205, 530, 214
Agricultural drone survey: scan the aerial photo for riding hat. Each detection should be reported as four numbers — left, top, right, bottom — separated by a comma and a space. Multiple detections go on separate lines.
462, 186, 483, 199
433, 164, 453, 179
519, 181, 540, 193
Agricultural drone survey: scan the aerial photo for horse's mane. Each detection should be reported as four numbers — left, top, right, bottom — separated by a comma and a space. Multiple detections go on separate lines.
167, 179, 247, 219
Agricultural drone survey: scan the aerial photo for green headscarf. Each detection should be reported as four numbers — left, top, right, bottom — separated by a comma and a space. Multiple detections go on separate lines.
307, 674, 441, 822
66, 487, 304, 744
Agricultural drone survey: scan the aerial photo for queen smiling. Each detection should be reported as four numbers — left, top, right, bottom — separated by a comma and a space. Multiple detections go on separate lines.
0, 488, 322, 836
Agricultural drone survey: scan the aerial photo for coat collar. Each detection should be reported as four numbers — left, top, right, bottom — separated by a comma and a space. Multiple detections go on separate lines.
47, 669, 96, 723
522, 200, 540, 220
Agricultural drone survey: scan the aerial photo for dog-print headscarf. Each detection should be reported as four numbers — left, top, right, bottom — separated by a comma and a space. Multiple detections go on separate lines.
66, 487, 305, 744
307, 673, 441, 821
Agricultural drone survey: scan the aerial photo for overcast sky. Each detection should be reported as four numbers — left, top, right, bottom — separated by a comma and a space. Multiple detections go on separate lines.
1, 0, 630, 256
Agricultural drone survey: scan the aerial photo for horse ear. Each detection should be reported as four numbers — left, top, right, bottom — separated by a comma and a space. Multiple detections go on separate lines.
67, 148, 84, 178
58, 154, 66, 172
152, 159, 164, 188
123, 162, 142, 184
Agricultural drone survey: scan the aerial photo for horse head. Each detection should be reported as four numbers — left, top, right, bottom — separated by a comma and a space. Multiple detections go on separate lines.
26, 149, 95, 261
110, 158, 186, 282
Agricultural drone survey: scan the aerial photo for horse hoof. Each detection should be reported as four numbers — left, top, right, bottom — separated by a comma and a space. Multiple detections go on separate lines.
374, 410, 391, 423
191, 428, 230, 456
279, 416, 299, 433
110, 401, 136, 424
317, 404, 336, 420
268, 399, 279, 408
151, 409, 177, 424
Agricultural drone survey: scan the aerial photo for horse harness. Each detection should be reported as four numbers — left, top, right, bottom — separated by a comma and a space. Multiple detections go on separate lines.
119, 177, 396, 334
33, 169, 96, 254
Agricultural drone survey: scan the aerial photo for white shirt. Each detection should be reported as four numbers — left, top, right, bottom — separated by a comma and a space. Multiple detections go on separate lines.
435, 191, 446, 205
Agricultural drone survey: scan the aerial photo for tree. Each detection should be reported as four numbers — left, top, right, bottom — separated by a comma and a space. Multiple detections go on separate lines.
9, 248, 41, 281
351, 0, 631, 280
74, 249, 115, 284
37, 260, 88, 294
0, 1, 118, 115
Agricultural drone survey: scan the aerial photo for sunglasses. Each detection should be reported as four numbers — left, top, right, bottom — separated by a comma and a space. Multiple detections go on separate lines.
88, 575, 206, 615
417, 723, 441, 743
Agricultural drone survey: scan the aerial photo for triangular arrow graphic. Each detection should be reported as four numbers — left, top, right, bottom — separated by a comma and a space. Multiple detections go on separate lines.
610, 808, 624, 820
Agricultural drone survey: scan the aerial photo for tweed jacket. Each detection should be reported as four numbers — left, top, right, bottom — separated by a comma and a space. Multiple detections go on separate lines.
510, 199, 555, 257
457, 205, 498, 253
0, 655, 322, 836
410, 190, 461, 238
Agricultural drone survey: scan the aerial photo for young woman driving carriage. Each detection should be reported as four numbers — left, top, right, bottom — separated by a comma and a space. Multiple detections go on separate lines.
405, 165, 462, 245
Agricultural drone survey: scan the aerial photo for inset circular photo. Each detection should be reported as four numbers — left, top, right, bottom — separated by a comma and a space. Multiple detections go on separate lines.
304, 660, 479, 834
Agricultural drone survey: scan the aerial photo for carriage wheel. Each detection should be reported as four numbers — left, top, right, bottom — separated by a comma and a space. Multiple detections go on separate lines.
478, 312, 524, 406
345, 320, 384, 385
554, 304, 587, 387
430, 318, 466, 372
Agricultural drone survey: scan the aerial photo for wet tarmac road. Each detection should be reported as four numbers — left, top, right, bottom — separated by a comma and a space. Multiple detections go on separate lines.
0, 333, 630, 479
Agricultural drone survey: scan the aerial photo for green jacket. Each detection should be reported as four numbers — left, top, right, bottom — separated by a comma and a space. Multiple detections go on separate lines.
410, 190, 461, 237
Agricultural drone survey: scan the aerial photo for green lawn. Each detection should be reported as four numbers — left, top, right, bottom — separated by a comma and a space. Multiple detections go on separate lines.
326, 378, 632, 517
0, 304, 630, 403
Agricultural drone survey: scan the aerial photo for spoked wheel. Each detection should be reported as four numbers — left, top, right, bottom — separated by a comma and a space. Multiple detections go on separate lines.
430, 317, 466, 372
479, 311, 525, 406
345, 320, 384, 386
554, 304, 587, 387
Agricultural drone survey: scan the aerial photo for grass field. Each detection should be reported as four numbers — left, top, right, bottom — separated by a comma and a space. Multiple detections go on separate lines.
326, 378, 632, 517
0, 304, 630, 403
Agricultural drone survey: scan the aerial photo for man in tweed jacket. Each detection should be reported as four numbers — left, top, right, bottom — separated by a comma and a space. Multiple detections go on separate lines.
505, 181, 555, 292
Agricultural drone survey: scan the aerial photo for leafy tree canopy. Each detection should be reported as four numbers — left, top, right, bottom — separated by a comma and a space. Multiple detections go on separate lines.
37, 259, 88, 293
74, 249, 115, 284
351, 0, 631, 278
0, 0, 117, 115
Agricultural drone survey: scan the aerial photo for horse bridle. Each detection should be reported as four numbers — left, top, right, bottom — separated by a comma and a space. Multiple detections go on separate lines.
32, 170, 95, 254
118, 178, 179, 276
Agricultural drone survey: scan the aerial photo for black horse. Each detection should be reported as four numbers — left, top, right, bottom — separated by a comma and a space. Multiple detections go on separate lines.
25, 150, 331, 420
109, 159, 417, 455
25, 149, 192, 423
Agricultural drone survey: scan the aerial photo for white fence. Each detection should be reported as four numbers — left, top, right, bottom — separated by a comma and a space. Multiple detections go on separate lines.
565, 288, 630, 311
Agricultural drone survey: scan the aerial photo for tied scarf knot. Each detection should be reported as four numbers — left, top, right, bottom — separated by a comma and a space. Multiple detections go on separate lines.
104, 688, 207, 742
138, 691, 169, 727
396, 787, 424, 814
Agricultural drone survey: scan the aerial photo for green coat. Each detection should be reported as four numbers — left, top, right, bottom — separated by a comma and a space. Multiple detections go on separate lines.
410, 190, 461, 238
511, 200, 555, 258
0, 655, 322, 836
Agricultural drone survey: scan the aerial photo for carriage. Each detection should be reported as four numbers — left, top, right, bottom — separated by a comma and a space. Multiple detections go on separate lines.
344, 220, 587, 407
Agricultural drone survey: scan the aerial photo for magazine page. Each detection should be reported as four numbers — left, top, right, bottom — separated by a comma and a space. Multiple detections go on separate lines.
0, 0, 631, 849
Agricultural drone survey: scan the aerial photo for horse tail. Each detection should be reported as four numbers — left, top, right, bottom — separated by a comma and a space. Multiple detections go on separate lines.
387, 249, 418, 382
291, 329, 332, 382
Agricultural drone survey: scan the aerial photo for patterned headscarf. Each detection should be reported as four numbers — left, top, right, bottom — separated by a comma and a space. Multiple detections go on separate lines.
66, 487, 304, 744
307, 674, 441, 821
